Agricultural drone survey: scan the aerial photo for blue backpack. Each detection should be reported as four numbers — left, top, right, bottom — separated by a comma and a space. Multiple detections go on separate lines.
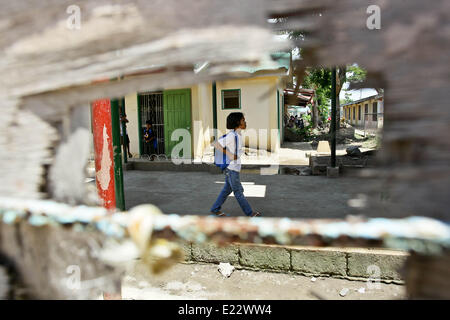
214, 131, 238, 170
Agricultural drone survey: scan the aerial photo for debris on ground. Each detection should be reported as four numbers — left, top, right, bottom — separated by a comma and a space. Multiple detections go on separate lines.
165, 281, 185, 291
339, 288, 349, 297
218, 263, 235, 278
346, 145, 362, 157
282, 167, 299, 175
310, 277, 317, 282
185, 282, 204, 292
163, 280, 205, 293
125, 263, 406, 300
282, 167, 312, 176
357, 287, 366, 294
299, 167, 312, 176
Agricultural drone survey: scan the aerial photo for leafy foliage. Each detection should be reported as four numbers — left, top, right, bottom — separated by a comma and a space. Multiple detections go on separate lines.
341, 90, 353, 104
301, 68, 331, 124
346, 65, 367, 83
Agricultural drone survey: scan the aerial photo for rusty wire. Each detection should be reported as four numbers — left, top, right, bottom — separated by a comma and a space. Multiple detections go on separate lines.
1, 198, 449, 255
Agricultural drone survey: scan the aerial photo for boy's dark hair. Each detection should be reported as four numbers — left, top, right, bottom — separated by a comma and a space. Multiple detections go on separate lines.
146, 120, 152, 125
226, 112, 244, 130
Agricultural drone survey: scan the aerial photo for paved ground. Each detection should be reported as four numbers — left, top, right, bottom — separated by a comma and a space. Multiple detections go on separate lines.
123, 170, 364, 218
199, 141, 374, 166
119, 262, 406, 300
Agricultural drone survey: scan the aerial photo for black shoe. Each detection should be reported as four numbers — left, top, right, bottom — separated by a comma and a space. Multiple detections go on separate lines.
250, 211, 261, 217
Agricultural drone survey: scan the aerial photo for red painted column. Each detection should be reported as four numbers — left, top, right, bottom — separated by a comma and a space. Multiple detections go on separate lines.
92, 99, 116, 210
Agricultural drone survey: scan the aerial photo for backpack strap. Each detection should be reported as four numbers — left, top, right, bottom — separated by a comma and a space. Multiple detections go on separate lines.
234, 130, 238, 159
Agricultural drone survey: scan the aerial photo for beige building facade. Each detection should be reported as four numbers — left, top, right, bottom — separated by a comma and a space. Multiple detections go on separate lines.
123, 74, 287, 161
342, 94, 384, 129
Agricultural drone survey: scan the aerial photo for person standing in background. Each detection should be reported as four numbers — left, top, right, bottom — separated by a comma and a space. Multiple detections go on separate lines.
143, 120, 157, 161
120, 114, 133, 158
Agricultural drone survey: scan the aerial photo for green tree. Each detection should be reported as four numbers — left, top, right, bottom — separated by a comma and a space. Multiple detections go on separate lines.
301, 67, 331, 127
301, 64, 367, 129
280, 21, 368, 129
341, 90, 353, 105
347, 64, 367, 83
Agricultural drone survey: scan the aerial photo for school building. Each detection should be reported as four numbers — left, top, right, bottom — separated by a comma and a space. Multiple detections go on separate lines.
341, 93, 384, 130
120, 52, 291, 160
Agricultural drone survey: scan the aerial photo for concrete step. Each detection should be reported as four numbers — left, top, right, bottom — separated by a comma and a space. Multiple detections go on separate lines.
179, 242, 408, 284
127, 159, 311, 175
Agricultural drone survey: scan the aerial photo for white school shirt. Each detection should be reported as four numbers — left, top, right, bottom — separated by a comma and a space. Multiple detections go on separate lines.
218, 130, 243, 172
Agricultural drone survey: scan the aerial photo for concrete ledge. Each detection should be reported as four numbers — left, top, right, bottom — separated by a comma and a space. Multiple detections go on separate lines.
131, 160, 221, 173
183, 242, 409, 282
347, 249, 408, 281
239, 244, 290, 271
129, 159, 310, 175
192, 242, 239, 264
291, 247, 346, 276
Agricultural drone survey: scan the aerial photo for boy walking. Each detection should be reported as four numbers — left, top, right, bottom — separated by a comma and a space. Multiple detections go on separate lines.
210, 112, 261, 217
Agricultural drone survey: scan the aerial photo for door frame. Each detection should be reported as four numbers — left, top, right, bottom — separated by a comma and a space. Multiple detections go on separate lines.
163, 88, 192, 158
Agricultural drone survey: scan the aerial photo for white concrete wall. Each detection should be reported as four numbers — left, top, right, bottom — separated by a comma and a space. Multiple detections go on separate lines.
377, 99, 384, 128
278, 88, 284, 144
191, 83, 213, 161
124, 93, 139, 157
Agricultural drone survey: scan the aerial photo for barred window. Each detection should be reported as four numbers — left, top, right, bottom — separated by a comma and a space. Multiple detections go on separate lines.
222, 89, 241, 109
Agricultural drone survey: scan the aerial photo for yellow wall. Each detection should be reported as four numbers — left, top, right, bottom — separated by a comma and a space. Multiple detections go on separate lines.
125, 92, 139, 157
125, 75, 283, 159
343, 97, 384, 127
125, 84, 212, 160
215, 76, 280, 152
191, 83, 213, 161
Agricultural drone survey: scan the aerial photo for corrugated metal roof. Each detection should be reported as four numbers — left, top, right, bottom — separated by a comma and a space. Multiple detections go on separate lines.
231, 52, 290, 74
341, 93, 383, 107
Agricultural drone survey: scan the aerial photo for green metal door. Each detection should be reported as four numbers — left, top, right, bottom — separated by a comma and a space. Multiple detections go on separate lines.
163, 89, 191, 158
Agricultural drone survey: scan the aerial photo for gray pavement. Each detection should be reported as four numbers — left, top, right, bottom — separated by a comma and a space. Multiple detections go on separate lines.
120, 262, 405, 300
123, 170, 364, 218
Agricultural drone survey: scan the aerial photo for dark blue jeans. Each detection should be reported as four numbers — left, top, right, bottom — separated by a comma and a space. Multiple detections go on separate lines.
210, 168, 253, 216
